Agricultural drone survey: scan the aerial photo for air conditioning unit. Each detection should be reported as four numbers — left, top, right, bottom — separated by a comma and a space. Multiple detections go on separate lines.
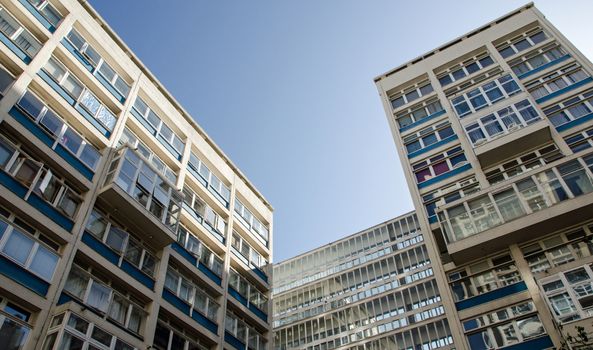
508, 123, 521, 132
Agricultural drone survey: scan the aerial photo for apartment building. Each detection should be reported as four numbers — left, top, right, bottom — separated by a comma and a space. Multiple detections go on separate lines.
0, 0, 273, 349
375, 3, 593, 349
272, 212, 454, 350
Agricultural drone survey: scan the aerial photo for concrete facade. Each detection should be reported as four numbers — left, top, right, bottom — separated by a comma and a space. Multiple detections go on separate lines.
375, 3, 593, 350
272, 212, 453, 350
0, 0, 273, 349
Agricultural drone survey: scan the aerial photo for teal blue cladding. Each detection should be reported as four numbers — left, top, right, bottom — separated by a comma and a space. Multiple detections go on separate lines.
418, 163, 472, 189
162, 289, 218, 335
225, 332, 246, 350
82, 232, 155, 289
407, 135, 458, 159
0, 255, 49, 296
38, 70, 76, 105
556, 112, 593, 132
517, 54, 571, 79
17, 0, 56, 32
399, 110, 446, 133
503, 336, 553, 350
171, 243, 222, 286
228, 287, 268, 322
0, 31, 32, 63
61, 38, 93, 72
130, 109, 182, 161
8, 107, 95, 180
535, 77, 593, 104
455, 282, 527, 311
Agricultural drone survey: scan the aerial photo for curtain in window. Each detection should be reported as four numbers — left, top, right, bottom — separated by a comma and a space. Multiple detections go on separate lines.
87, 281, 111, 312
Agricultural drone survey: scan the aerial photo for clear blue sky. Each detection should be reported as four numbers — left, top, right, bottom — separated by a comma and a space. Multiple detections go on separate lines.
88, 0, 593, 262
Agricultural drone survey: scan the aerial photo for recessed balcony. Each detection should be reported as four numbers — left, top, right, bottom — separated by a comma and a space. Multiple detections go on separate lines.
96, 146, 182, 249
438, 151, 593, 263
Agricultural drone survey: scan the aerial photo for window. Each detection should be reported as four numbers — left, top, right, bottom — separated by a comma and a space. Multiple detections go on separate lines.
463, 99, 541, 146
187, 151, 231, 207
449, 254, 521, 302
525, 63, 590, 100
484, 144, 563, 184
422, 177, 480, 223
153, 322, 208, 350
0, 65, 14, 97
63, 265, 146, 334
64, 29, 131, 99
437, 53, 495, 87
106, 147, 182, 232
0, 298, 31, 350
403, 121, 455, 155
543, 88, 593, 129
0, 7, 41, 60
464, 301, 545, 350
85, 209, 158, 277
119, 128, 176, 183
42, 312, 136, 350
522, 227, 593, 274
225, 312, 266, 350
541, 264, 593, 323
182, 185, 227, 241
23, 0, 62, 28
565, 126, 593, 153
412, 146, 468, 184
497, 28, 548, 58
231, 231, 268, 272
234, 199, 269, 245
41, 58, 117, 135
0, 133, 82, 220
389, 80, 433, 110
16, 90, 101, 171
229, 269, 268, 312
395, 98, 443, 129
509, 43, 567, 77
131, 97, 185, 158
450, 74, 521, 118
164, 267, 219, 322
177, 226, 223, 277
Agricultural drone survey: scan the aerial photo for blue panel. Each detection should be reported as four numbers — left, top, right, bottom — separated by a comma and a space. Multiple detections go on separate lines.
208, 188, 230, 209
17, 0, 56, 32
157, 135, 182, 161
428, 215, 438, 224
57, 292, 73, 305
130, 109, 157, 135
229, 287, 248, 307
557, 112, 593, 132
225, 332, 246, 350
253, 266, 268, 283
171, 242, 198, 266
455, 282, 527, 310
418, 163, 472, 189
517, 54, 571, 79
248, 304, 268, 322
8, 107, 94, 180
95, 73, 126, 104
55, 145, 94, 180
503, 336, 553, 350
27, 192, 74, 231
61, 39, 94, 72
74, 104, 110, 138
407, 135, 458, 158
121, 260, 155, 290
38, 70, 76, 105
0, 169, 28, 198
162, 289, 191, 315
187, 167, 208, 187
399, 110, 446, 133
198, 262, 222, 286
190, 310, 218, 334
9, 107, 54, 147
0, 255, 49, 296
0, 31, 31, 63
536, 77, 593, 104
81, 232, 119, 265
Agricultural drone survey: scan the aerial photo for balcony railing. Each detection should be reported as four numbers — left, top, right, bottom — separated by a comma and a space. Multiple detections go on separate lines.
99, 145, 182, 247
438, 152, 593, 244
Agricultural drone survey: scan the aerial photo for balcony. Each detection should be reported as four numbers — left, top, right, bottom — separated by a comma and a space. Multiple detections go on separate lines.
96, 146, 182, 249
438, 151, 593, 263
474, 120, 552, 167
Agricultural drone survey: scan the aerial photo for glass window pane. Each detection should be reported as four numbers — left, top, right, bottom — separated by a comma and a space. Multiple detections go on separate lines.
2, 229, 33, 265
29, 245, 58, 281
